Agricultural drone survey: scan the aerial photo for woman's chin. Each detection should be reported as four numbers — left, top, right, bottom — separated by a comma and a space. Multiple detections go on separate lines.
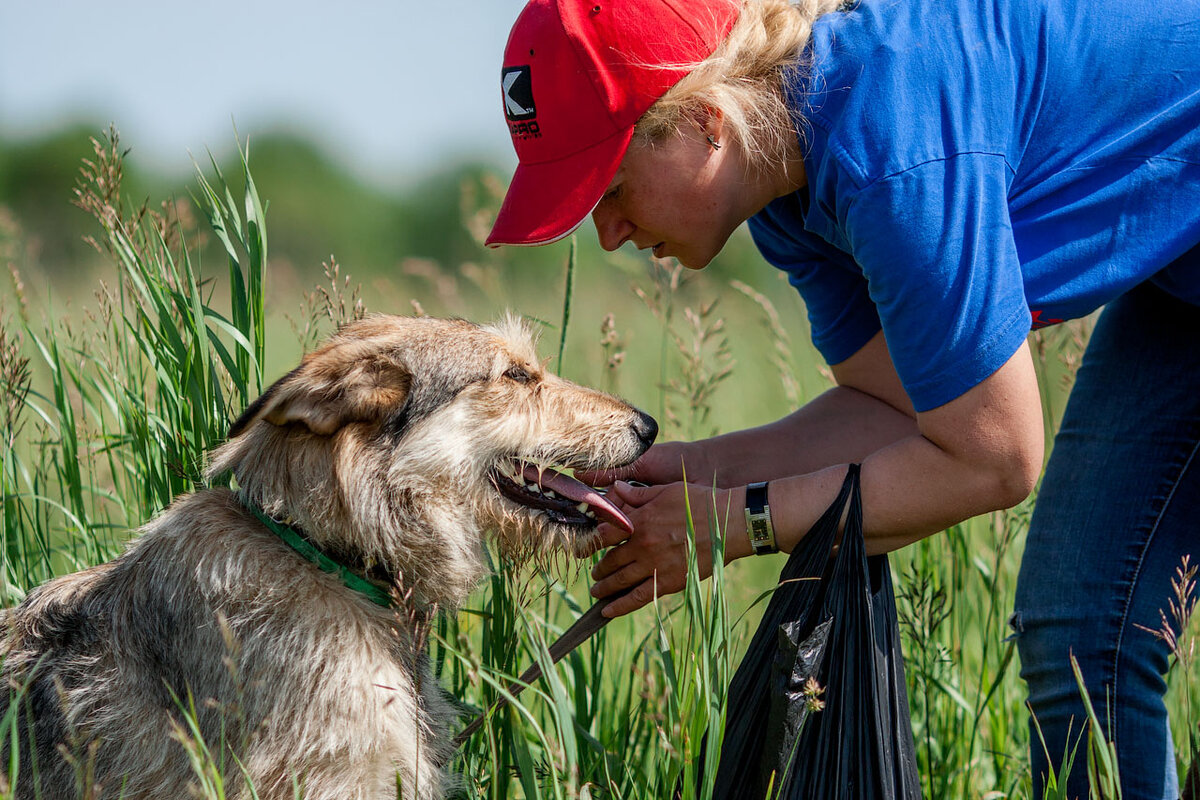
676, 247, 720, 270
646, 239, 723, 270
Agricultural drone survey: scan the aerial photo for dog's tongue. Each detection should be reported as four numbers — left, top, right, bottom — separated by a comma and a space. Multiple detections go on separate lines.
522, 465, 634, 534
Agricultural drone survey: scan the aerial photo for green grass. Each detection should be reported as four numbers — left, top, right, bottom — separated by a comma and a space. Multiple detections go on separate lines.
0, 130, 1196, 798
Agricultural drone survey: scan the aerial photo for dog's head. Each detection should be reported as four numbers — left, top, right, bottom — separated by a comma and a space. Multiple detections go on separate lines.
207, 314, 657, 607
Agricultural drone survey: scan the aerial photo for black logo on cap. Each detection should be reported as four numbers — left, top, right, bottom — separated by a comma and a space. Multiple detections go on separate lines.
502, 66, 536, 121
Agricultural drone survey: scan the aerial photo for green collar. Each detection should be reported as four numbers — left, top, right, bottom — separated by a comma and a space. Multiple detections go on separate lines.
243, 500, 394, 609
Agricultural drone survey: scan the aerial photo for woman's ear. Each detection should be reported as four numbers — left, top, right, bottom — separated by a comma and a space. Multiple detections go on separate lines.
697, 103, 727, 149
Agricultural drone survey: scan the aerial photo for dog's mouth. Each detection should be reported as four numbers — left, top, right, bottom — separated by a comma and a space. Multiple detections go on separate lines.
490, 461, 634, 534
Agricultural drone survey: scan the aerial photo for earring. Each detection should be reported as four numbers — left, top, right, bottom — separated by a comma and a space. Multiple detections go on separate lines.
706, 134, 722, 150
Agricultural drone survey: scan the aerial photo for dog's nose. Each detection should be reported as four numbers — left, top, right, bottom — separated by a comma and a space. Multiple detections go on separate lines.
632, 410, 658, 449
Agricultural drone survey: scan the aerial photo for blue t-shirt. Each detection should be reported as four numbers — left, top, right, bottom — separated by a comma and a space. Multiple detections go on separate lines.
749, 0, 1200, 412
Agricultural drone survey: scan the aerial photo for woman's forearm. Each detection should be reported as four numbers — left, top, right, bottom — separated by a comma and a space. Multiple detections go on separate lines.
688, 385, 918, 487
719, 344, 1044, 558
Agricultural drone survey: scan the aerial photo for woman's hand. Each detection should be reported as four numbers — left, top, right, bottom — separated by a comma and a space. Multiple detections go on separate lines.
575, 440, 714, 489
584, 481, 743, 617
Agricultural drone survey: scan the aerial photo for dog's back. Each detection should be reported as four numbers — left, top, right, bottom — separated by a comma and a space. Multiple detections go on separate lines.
1, 558, 120, 798
1, 509, 226, 798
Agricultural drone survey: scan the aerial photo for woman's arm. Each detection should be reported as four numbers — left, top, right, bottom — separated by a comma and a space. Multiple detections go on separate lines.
684, 383, 918, 487
579, 357, 917, 488
776, 331, 1044, 554
588, 331, 1045, 616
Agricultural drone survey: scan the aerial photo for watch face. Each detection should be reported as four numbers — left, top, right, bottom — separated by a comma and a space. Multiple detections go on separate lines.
750, 518, 770, 540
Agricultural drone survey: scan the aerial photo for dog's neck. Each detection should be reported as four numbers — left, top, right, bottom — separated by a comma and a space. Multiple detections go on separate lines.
241, 496, 397, 609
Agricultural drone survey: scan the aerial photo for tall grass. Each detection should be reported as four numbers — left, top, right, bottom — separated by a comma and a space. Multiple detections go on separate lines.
1, 129, 266, 588
0, 131, 1197, 798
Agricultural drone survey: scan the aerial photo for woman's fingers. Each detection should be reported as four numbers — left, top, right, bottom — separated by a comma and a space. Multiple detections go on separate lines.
579, 520, 632, 557
581, 480, 721, 616
590, 559, 646, 599
600, 578, 660, 618
574, 464, 634, 487
577, 481, 664, 557
608, 480, 662, 506
576, 443, 691, 488
590, 531, 638, 578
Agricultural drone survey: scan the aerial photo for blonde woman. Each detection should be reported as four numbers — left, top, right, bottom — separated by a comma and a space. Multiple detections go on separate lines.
488, 0, 1200, 795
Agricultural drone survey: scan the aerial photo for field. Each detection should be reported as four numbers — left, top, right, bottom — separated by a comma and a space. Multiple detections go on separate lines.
0, 132, 1195, 798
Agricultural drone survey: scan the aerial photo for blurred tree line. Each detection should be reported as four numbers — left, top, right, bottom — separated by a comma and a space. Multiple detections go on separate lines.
0, 123, 560, 285
0, 123, 764, 298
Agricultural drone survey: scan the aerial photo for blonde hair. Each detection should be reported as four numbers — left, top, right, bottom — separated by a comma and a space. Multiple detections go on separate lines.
634, 0, 844, 172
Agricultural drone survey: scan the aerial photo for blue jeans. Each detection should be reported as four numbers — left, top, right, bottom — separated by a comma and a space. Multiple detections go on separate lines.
1014, 281, 1200, 800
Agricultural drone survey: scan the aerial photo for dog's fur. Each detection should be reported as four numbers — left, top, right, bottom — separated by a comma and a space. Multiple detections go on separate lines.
0, 315, 656, 799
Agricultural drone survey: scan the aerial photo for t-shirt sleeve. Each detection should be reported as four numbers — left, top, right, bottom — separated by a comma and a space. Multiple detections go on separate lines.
843, 153, 1032, 411
748, 201, 883, 366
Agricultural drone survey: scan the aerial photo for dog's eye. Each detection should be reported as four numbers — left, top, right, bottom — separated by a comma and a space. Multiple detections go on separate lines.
504, 365, 533, 384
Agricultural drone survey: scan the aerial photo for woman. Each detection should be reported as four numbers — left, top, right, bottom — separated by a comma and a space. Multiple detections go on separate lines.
486, 0, 1200, 795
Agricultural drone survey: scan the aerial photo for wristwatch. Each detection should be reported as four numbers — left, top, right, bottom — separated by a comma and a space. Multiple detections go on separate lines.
744, 481, 778, 555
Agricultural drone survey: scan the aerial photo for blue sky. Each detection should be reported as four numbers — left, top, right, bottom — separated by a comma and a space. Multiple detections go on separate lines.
0, 0, 528, 186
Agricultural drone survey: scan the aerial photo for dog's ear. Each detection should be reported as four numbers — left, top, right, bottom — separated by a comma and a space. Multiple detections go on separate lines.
229, 349, 411, 438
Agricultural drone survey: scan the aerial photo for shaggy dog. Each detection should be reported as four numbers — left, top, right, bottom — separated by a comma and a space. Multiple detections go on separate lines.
0, 315, 657, 799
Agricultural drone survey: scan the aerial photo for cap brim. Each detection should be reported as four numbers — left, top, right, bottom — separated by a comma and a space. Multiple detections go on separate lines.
485, 127, 634, 248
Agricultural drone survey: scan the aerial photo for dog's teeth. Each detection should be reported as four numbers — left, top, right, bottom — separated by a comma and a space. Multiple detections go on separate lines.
545, 490, 557, 499
576, 502, 589, 513
584, 509, 596, 519
529, 483, 541, 494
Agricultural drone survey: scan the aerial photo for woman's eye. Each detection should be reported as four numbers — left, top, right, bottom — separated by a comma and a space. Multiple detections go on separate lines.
602, 184, 623, 202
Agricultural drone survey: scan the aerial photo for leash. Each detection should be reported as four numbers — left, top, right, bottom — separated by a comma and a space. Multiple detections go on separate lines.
451, 586, 631, 750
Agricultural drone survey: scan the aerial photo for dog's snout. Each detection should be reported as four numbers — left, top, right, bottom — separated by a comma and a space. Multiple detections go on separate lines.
631, 410, 658, 449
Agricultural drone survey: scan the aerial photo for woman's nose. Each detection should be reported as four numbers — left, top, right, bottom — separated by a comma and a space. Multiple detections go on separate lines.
591, 202, 634, 252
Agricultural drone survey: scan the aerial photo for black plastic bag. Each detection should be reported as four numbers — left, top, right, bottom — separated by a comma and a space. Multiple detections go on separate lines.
713, 464, 921, 799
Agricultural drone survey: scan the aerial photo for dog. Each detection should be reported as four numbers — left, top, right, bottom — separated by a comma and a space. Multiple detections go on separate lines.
0, 314, 657, 799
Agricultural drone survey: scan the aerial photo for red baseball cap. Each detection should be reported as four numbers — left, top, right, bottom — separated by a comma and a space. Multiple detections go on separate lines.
486, 0, 741, 248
